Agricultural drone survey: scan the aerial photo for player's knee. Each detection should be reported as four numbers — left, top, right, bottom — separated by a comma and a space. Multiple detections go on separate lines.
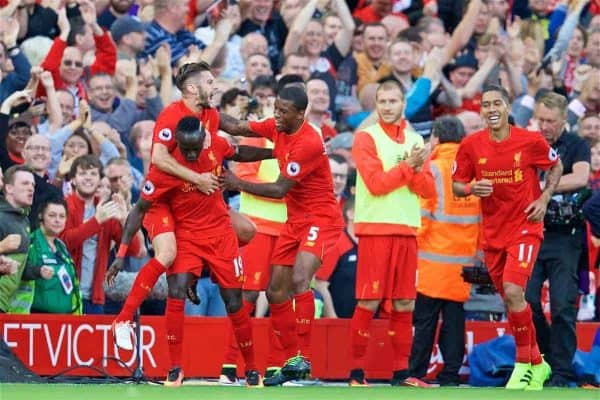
393, 299, 415, 312
291, 272, 311, 294
236, 218, 256, 244
503, 283, 525, 311
266, 287, 287, 304
222, 289, 243, 313
155, 246, 176, 267
168, 284, 187, 299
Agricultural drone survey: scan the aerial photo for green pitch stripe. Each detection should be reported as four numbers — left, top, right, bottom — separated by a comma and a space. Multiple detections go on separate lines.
0, 384, 596, 400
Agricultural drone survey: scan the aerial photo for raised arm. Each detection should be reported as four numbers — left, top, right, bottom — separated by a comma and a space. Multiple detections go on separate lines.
229, 145, 274, 162
283, 0, 319, 56
218, 112, 259, 137
332, 0, 355, 57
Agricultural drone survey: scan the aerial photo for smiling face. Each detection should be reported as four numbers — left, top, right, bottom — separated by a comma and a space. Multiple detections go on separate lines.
23, 135, 51, 174
579, 115, 600, 141
363, 25, 388, 62
6, 124, 32, 157
302, 20, 325, 57
73, 166, 101, 198
389, 41, 414, 75
323, 15, 342, 45
251, 0, 273, 24
64, 135, 91, 159
88, 75, 116, 113
41, 203, 67, 237
480, 90, 511, 132
306, 79, 330, 114
274, 98, 304, 133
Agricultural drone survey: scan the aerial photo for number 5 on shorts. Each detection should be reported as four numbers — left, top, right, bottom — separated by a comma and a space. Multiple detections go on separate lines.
307, 226, 320, 241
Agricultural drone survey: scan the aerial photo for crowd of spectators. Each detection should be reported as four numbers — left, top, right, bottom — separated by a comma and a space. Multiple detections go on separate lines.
0, 0, 598, 334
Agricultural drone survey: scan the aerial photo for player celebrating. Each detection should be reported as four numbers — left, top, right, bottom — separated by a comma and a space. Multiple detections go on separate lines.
452, 85, 563, 390
109, 62, 255, 346
109, 117, 274, 386
220, 86, 344, 386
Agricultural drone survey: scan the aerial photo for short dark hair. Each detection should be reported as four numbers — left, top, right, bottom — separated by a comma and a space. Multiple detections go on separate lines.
69, 154, 103, 180
481, 84, 511, 104
431, 116, 466, 144
328, 153, 347, 165
2, 165, 33, 190
252, 75, 277, 94
175, 62, 211, 90
38, 198, 68, 226
220, 88, 250, 109
176, 116, 205, 140
276, 74, 305, 94
278, 86, 308, 111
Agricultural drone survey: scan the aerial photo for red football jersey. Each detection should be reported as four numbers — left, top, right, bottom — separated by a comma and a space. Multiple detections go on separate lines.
152, 100, 220, 153
453, 126, 559, 250
142, 136, 234, 238
248, 119, 343, 225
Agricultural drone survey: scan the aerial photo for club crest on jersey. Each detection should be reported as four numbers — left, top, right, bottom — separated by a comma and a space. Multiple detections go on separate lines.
158, 128, 172, 142
287, 161, 300, 177
548, 148, 558, 161
143, 180, 155, 195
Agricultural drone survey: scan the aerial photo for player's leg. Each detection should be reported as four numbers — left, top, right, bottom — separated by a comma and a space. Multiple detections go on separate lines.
348, 235, 387, 386
164, 272, 194, 387
229, 208, 257, 246
503, 238, 549, 390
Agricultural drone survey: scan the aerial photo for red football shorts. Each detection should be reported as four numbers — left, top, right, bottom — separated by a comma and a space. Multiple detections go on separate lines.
142, 202, 174, 240
241, 232, 278, 291
169, 229, 243, 289
270, 221, 342, 267
355, 235, 417, 300
484, 235, 541, 297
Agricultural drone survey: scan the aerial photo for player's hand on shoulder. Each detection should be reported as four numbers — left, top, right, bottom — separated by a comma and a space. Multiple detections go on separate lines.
194, 172, 219, 195
472, 179, 493, 197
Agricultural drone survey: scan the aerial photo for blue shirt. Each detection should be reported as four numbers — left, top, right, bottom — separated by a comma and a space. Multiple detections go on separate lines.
144, 21, 205, 66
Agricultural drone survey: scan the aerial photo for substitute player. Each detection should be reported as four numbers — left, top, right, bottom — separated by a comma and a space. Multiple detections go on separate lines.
108, 117, 274, 386
347, 80, 435, 387
452, 84, 563, 390
220, 86, 344, 386
109, 62, 255, 346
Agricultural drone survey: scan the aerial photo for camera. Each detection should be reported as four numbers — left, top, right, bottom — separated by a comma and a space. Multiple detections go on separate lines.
544, 188, 592, 228
462, 261, 496, 294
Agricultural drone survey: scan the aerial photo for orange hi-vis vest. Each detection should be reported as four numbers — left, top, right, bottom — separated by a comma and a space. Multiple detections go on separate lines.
417, 143, 481, 302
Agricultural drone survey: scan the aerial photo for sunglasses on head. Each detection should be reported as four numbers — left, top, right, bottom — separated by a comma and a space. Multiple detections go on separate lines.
63, 60, 83, 68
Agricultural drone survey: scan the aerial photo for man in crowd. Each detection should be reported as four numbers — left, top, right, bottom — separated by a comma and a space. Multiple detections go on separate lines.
347, 80, 434, 387
0, 165, 34, 312
453, 84, 563, 390
525, 92, 591, 387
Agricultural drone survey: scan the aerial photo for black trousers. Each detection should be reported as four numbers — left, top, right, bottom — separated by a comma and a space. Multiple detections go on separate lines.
408, 292, 465, 384
525, 230, 581, 381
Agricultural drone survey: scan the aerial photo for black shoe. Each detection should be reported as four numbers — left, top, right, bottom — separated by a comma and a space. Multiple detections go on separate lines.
265, 367, 279, 379
349, 368, 368, 386
390, 369, 409, 386
219, 365, 239, 385
263, 354, 311, 386
245, 370, 263, 387
545, 375, 572, 387
186, 276, 200, 305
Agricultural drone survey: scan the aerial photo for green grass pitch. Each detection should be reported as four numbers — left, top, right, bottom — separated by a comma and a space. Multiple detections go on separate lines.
1, 384, 598, 400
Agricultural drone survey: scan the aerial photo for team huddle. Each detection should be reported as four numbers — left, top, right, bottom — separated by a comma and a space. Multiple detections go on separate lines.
105, 62, 563, 390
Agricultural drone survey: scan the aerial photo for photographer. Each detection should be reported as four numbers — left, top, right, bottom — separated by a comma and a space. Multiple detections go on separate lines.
525, 92, 591, 387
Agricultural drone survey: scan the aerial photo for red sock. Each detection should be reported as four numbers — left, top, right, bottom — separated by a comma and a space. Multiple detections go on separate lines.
508, 306, 532, 363
223, 300, 255, 366
166, 297, 185, 369
270, 299, 298, 359
389, 311, 413, 371
116, 258, 166, 323
266, 318, 286, 369
530, 319, 542, 365
350, 306, 375, 370
293, 290, 314, 360
228, 306, 256, 371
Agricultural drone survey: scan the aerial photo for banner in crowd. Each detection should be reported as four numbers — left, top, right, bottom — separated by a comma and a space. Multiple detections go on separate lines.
1, 314, 597, 380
